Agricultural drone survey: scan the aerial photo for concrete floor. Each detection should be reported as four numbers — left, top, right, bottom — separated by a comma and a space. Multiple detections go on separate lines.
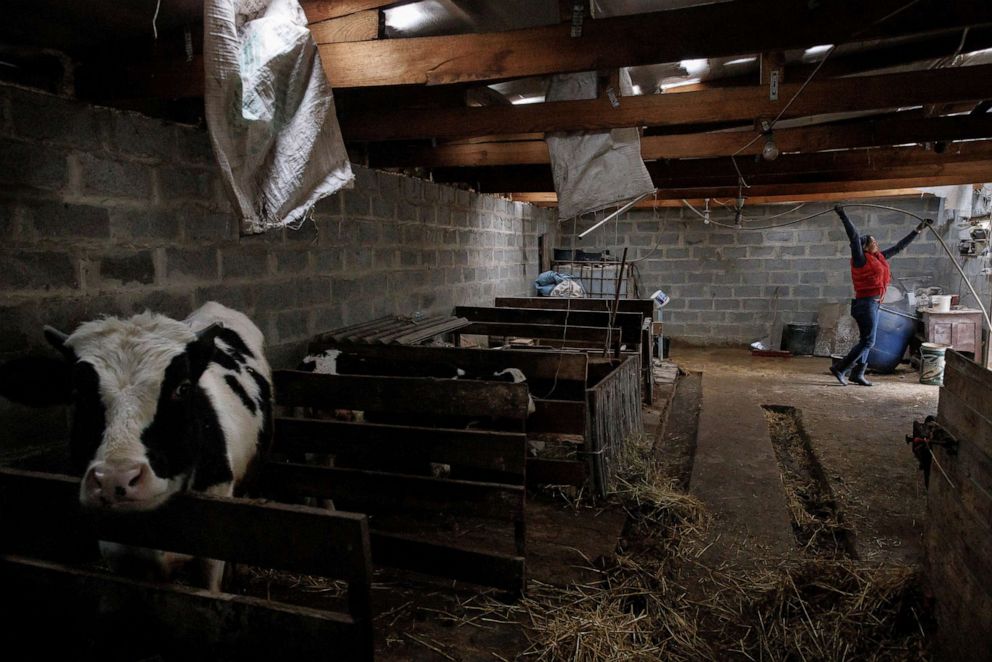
676, 345, 937, 567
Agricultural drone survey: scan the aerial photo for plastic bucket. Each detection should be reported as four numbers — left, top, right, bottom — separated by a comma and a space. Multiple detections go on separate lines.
920, 343, 949, 385
780, 323, 818, 355
931, 295, 952, 312
868, 306, 918, 373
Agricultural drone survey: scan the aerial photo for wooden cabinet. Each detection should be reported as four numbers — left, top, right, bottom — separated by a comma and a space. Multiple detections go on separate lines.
920, 309, 984, 356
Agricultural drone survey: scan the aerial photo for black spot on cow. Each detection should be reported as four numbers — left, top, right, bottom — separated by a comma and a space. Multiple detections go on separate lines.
246, 366, 273, 452
141, 351, 232, 491
216, 328, 254, 363
211, 348, 242, 373
224, 374, 257, 415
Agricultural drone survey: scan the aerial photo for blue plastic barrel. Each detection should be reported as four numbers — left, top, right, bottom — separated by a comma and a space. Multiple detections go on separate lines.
867, 306, 918, 373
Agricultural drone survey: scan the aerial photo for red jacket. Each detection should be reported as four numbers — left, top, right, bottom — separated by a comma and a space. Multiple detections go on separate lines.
851, 252, 890, 299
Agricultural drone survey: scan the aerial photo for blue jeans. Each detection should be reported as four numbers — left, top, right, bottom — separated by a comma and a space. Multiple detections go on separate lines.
836, 297, 879, 373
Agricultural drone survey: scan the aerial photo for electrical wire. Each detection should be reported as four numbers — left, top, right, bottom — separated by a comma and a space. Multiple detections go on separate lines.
672, 200, 992, 358
726, 0, 925, 200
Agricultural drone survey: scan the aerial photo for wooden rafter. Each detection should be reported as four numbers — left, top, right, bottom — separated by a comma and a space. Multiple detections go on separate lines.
510, 189, 939, 207
369, 114, 992, 167
428, 140, 992, 193
300, 1, 414, 23
654, 176, 991, 200
340, 64, 992, 141
314, 0, 991, 87
307, 11, 380, 43
669, 26, 992, 92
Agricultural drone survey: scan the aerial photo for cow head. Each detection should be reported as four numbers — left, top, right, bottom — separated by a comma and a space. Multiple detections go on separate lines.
0, 313, 223, 511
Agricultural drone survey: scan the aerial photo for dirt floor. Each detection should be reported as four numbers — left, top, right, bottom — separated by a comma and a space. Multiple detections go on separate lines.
677, 344, 935, 568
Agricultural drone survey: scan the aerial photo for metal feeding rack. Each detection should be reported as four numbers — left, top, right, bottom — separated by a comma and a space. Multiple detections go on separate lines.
551, 260, 633, 299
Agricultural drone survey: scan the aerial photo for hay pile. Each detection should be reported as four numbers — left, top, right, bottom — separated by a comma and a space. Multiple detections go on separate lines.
463, 430, 930, 661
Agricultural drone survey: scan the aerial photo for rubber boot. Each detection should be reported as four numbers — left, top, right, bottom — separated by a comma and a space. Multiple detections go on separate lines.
850, 362, 873, 386
829, 363, 848, 386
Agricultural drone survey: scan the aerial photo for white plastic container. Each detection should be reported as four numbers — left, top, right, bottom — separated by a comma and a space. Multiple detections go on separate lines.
931, 295, 952, 313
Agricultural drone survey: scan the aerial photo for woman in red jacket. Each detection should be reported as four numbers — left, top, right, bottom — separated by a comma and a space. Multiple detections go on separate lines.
830, 207, 931, 386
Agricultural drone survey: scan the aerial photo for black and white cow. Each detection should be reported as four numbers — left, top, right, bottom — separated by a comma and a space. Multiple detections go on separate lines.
0, 302, 272, 590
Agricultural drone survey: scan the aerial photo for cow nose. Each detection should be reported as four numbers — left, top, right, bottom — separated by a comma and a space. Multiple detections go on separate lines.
83, 461, 153, 506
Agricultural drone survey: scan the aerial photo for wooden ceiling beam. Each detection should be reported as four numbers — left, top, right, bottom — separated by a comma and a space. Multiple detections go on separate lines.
510, 189, 936, 207
516, 178, 981, 203
341, 64, 992, 141
656, 175, 991, 200
369, 114, 992, 167
429, 141, 992, 192
676, 26, 992, 92
314, 0, 991, 88
300, 1, 414, 22
307, 10, 381, 43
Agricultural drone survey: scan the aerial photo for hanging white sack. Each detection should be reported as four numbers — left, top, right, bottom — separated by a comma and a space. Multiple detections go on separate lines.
545, 69, 654, 220
204, 0, 353, 234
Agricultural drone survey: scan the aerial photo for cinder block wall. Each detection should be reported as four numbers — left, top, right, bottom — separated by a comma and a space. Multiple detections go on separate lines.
562, 197, 948, 345
0, 83, 556, 455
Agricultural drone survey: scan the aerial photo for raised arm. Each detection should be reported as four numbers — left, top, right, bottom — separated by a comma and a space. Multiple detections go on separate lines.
834, 206, 865, 267
882, 219, 932, 259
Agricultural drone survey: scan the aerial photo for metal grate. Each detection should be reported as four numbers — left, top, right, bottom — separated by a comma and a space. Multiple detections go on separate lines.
551, 261, 630, 299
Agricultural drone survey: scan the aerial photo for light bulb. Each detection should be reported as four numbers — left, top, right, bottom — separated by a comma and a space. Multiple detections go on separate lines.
761, 133, 780, 161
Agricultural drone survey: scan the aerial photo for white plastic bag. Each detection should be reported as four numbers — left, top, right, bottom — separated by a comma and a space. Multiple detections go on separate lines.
204, 0, 353, 234
545, 69, 654, 220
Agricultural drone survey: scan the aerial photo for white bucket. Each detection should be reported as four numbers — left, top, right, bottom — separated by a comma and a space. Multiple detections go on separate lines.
920, 343, 949, 385
931, 295, 952, 313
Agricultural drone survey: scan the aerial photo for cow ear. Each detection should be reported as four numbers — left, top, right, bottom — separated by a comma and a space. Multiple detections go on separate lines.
187, 323, 223, 381
44, 325, 75, 361
0, 356, 73, 407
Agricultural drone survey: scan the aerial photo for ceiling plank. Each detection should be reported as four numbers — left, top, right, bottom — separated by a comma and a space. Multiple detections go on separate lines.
300, 1, 412, 23
307, 10, 380, 43
655, 175, 991, 200
314, 0, 991, 87
676, 26, 992, 92
509, 177, 979, 202
342, 64, 992, 141
510, 189, 935, 207
429, 141, 992, 192
369, 114, 992, 167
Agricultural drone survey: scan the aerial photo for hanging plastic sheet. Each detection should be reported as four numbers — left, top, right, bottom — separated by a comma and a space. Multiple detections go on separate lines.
545, 69, 654, 220
204, 0, 353, 234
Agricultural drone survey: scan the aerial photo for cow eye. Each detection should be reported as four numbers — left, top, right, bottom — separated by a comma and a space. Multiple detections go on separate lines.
173, 381, 193, 400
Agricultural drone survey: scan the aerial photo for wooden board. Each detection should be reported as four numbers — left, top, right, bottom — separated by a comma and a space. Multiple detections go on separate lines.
308, 10, 379, 43
339, 65, 992, 139
461, 322, 621, 346
260, 462, 524, 522
315, 1, 987, 87
929, 350, 992, 661
455, 306, 644, 346
370, 114, 992, 167
1, 555, 371, 661
0, 468, 371, 582
274, 370, 532, 420
0, 469, 374, 659
494, 297, 653, 320
274, 417, 527, 477
303, 343, 589, 383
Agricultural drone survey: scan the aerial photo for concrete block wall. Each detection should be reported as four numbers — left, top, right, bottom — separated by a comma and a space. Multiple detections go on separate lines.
562, 196, 948, 345
0, 83, 556, 455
